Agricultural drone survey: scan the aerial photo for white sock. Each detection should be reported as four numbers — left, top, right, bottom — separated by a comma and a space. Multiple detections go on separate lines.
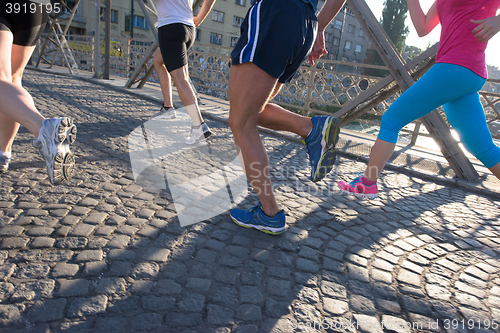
0, 150, 11, 160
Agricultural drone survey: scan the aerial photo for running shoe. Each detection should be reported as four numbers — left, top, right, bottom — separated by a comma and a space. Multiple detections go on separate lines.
32, 117, 77, 185
302, 116, 340, 182
154, 105, 176, 119
338, 174, 378, 199
230, 203, 286, 235
185, 122, 212, 145
0, 154, 10, 172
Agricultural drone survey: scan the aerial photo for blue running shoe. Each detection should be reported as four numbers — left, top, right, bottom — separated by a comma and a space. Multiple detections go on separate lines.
230, 204, 286, 235
302, 116, 340, 182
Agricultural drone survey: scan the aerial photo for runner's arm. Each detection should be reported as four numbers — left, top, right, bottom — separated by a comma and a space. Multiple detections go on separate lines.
407, 0, 439, 37
194, 0, 217, 27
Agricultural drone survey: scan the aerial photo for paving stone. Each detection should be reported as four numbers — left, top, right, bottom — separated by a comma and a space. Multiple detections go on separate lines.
164, 312, 203, 327
82, 261, 107, 279
11, 280, 55, 302
52, 263, 80, 277
15, 263, 50, 279
397, 269, 421, 287
0, 304, 21, 327
96, 277, 127, 295
27, 299, 66, 323
70, 224, 95, 237
350, 294, 377, 315
376, 299, 401, 314
296, 258, 320, 273
323, 298, 349, 315
94, 316, 128, 333
75, 250, 103, 262
130, 262, 159, 280
240, 285, 264, 304
1, 237, 29, 249
177, 293, 205, 312
67, 295, 108, 317
57, 279, 91, 297
106, 234, 131, 248
30, 237, 56, 248
267, 278, 291, 297
83, 212, 108, 224
142, 247, 171, 262
347, 263, 370, 282
129, 313, 163, 331
353, 314, 383, 333
207, 304, 235, 325
56, 237, 88, 249
321, 280, 347, 298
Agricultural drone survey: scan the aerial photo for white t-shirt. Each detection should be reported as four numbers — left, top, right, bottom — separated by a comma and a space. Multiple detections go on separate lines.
156, 0, 195, 28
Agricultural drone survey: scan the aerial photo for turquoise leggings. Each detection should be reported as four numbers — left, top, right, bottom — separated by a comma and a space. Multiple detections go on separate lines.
379, 63, 500, 168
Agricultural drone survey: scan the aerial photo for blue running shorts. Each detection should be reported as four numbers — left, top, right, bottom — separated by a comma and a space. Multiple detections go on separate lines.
231, 0, 317, 83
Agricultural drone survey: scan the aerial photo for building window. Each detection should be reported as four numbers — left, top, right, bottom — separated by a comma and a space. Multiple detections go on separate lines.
325, 33, 333, 44
233, 16, 244, 27
210, 32, 222, 44
63, 1, 78, 14
348, 24, 355, 33
100, 8, 119, 23
235, 0, 245, 6
343, 5, 354, 15
133, 15, 148, 29
333, 37, 340, 46
111, 10, 119, 23
334, 19, 343, 29
212, 10, 224, 23
196, 29, 201, 41
359, 28, 365, 37
355, 44, 362, 53
344, 40, 351, 50
231, 36, 239, 47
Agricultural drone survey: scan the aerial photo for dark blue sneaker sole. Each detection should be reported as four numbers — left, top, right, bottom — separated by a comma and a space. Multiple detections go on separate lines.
311, 117, 340, 182
230, 216, 286, 235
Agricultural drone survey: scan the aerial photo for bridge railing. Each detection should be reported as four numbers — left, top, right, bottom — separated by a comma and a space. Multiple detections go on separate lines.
32, 36, 500, 147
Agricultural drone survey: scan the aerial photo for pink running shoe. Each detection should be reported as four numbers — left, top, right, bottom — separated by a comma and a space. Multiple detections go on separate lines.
338, 174, 378, 199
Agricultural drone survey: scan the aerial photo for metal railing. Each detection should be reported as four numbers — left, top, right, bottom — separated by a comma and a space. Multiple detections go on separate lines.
32, 35, 500, 147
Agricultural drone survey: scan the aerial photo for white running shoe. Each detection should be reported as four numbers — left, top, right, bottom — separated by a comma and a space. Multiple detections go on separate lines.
33, 117, 77, 185
0, 154, 10, 172
154, 105, 176, 119
185, 122, 212, 145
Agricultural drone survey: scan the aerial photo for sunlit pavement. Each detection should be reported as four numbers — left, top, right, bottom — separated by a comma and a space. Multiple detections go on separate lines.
0, 69, 499, 333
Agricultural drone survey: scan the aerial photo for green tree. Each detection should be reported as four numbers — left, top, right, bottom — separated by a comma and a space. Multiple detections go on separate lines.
381, 0, 409, 53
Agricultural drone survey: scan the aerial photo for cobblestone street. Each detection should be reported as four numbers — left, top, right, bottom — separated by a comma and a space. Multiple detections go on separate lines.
1, 69, 500, 332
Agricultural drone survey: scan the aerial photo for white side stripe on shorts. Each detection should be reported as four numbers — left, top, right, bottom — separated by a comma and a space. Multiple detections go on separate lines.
239, 1, 262, 63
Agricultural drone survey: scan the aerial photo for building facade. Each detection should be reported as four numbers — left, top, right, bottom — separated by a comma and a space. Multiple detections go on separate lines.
62, 0, 369, 60
320, 2, 370, 63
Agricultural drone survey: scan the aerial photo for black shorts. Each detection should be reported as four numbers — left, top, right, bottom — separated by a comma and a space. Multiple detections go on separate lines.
0, 0, 49, 46
158, 23, 195, 72
231, 0, 317, 83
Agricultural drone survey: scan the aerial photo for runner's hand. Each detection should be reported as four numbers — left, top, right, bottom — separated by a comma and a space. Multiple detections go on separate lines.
308, 31, 328, 65
471, 15, 500, 42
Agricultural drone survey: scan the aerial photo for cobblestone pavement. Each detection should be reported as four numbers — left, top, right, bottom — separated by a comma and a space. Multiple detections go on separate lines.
1, 69, 500, 333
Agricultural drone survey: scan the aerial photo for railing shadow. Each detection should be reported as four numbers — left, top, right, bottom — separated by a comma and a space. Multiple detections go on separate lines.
1, 66, 500, 333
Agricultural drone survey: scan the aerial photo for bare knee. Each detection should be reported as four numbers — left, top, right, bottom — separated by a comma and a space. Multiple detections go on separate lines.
229, 113, 258, 144
153, 51, 164, 69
